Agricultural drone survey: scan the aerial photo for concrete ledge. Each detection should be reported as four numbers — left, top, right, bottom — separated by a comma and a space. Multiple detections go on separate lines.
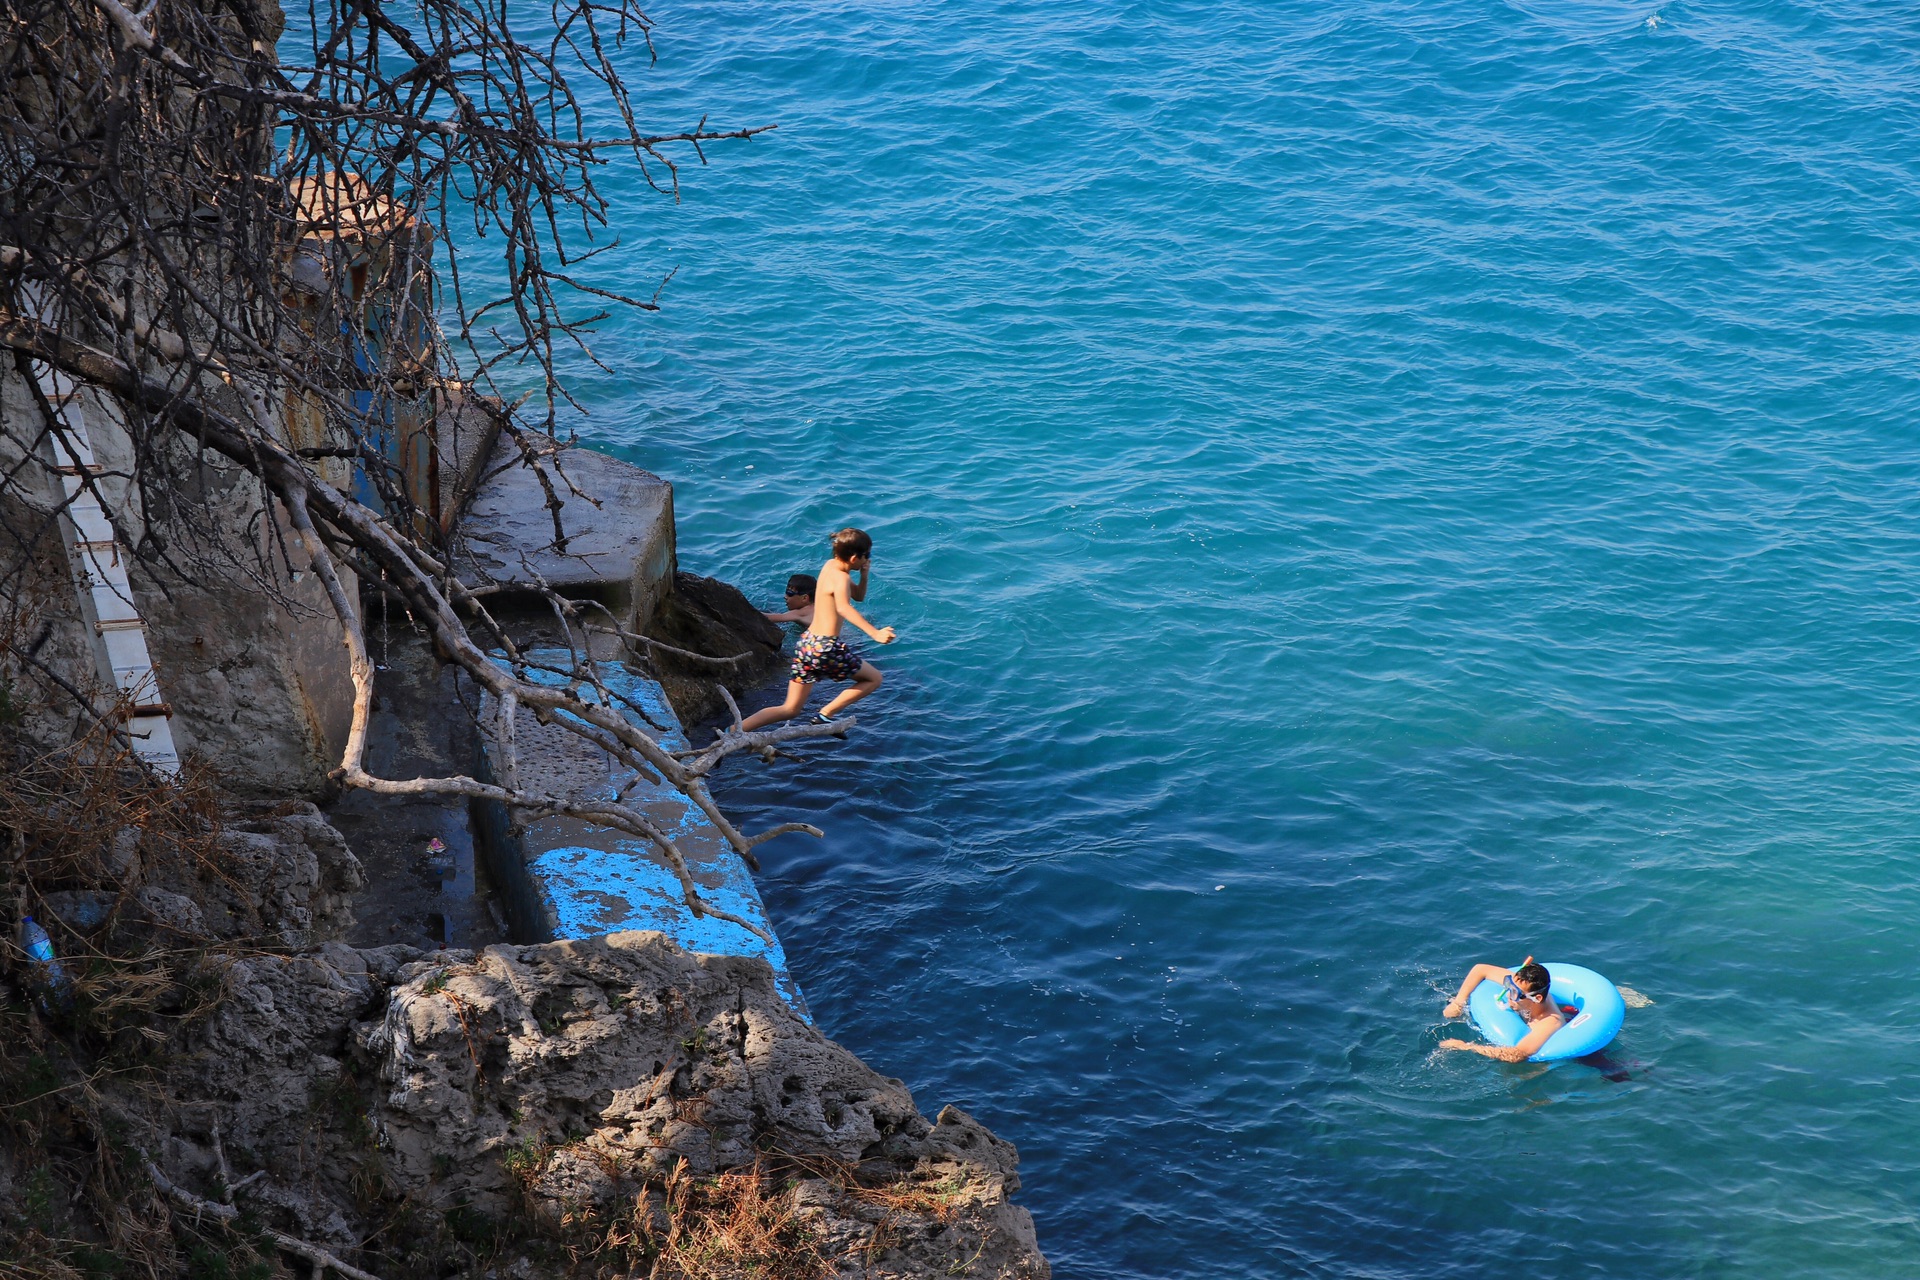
433, 383, 505, 530
455, 437, 676, 632
471, 650, 806, 1015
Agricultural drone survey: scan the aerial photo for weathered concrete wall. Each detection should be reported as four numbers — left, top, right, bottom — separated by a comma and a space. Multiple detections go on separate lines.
456, 434, 676, 633
0, 371, 115, 754
433, 382, 505, 528
0, 363, 354, 795
130, 540, 355, 798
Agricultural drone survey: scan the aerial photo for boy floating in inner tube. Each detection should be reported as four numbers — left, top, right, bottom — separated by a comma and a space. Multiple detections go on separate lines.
1438, 957, 1565, 1062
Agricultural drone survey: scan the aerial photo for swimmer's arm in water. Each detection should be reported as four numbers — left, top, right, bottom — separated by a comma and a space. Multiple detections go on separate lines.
1440, 1016, 1563, 1063
1442, 963, 1513, 1019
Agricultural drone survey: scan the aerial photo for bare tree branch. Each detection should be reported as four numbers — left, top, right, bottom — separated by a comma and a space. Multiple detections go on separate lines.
145, 1159, 388, 1280
0, 0, 832, 940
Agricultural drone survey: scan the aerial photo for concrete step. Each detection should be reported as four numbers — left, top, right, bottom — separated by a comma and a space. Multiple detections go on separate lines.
452, 435, 675, 633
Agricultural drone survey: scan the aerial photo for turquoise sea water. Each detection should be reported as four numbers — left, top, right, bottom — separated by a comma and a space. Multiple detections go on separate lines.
558, 3, 1919, 1275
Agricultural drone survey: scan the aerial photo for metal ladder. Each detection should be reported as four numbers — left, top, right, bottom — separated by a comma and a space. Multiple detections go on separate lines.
30, 361, 181, 775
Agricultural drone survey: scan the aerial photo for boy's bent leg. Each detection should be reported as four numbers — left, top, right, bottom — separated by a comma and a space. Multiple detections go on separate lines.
739, 680, 811, 732
819, 663, 883, 720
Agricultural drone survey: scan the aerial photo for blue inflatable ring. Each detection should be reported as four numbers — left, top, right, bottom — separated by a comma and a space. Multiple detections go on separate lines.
1467, 962, 1625, 1062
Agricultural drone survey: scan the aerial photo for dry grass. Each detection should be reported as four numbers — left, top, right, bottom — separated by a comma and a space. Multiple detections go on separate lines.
589, 1159, 831, 1280
556, 1150, 983, 1280
654, 1160, 831, 1280
0, 716, 265, 1279
840, 1168, 971, 1226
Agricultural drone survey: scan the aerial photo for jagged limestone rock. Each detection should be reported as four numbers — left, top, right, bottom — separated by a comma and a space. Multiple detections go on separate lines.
642, 571, 789, 727
361, 931, 1048, 1278
159, 943, 395, 1244
163, 802, 366, 946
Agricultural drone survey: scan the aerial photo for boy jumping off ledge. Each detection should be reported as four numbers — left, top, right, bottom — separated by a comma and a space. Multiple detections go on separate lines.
739, 528, 895, 732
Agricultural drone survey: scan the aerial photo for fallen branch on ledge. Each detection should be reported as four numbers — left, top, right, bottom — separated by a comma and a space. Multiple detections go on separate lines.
2, 317, 844, 942
145, 1160, 385, 1280
585, 620, 760, 669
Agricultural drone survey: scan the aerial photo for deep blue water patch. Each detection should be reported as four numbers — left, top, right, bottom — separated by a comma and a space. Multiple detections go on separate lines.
524, 1, 1918, 1276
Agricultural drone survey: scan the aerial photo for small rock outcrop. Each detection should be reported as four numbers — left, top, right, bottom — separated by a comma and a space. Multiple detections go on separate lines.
202, 805, 368, 946
26, 802, 364, 954
155, 941, 412, 1245
362, 931, 1047, 1278
642, 571, 789, 726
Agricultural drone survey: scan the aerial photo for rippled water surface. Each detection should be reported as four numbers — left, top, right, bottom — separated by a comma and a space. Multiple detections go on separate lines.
553, 2, 1920, 1274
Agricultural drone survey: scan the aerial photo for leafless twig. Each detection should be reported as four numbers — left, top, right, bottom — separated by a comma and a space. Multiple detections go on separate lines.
0, 0, 827, 936
146, 1159, 386, 1280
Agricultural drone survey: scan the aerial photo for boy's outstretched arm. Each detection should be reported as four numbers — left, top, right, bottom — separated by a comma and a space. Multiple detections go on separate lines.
1440, 1016, 1561, 1062
838, 600, 895, 644
761, 608, 806, 623
1443, 963, 1507, 1019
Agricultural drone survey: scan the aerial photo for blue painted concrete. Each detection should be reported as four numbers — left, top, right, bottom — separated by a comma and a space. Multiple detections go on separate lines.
473, 650, 806, 1015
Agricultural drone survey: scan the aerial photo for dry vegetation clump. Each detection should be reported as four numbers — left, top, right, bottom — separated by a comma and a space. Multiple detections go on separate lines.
0, 714, 278, 1279
621, 1160, 831, 1280
540, 1152, 982, 1280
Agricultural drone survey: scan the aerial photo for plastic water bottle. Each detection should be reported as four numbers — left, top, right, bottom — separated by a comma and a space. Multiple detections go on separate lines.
19, 916, 74, 1014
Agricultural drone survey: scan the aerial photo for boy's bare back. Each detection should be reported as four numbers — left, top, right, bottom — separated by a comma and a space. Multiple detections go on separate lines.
810, 558, 852, 637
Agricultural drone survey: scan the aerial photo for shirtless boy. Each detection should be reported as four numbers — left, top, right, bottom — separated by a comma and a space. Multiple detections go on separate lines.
1437, 956, 1566, 1063
761, 574, 817, 627
739, 529, 895, 731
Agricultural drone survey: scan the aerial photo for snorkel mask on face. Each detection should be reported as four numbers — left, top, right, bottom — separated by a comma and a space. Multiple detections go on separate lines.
1502, 955, 1544, 1006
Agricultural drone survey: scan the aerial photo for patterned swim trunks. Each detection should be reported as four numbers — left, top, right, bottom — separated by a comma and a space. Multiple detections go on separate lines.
791, 632, 864, 684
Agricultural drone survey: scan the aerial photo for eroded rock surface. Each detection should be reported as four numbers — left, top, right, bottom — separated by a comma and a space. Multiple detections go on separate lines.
6, 675, 1046, 1278
206, 805, 367, 945
642, 571, 788, 727
361, 932, 1047, 1278
128, 921, 1047, 1277
157, 941, 414, 1245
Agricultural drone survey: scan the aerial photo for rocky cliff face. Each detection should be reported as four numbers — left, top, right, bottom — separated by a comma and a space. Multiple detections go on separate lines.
138, 927, 1046, 1277
363, 933, 1045, 1277
3, 793, 1048, 1278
